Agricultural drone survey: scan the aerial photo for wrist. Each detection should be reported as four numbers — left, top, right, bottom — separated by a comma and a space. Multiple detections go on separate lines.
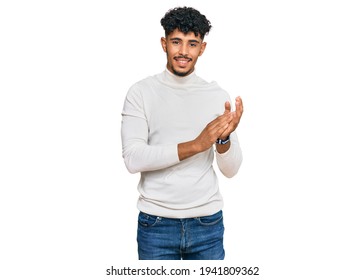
178, 140, 202, 161
190, 139, 200, 153
216, 140, 230, 154
216, 135, 230, 145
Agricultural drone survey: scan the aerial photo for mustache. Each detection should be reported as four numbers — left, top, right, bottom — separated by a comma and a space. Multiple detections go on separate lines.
174, 55, 192, 61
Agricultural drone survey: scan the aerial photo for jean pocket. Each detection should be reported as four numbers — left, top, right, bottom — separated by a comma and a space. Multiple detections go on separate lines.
138, 212, 162, 227
196, 210, 223, 226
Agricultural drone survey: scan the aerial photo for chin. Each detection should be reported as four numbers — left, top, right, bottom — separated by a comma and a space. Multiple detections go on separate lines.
171, 67, 192, 77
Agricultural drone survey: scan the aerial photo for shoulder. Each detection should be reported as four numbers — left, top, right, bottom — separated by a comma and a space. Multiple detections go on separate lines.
128, 75, 154, 91
126, 74, 160, 98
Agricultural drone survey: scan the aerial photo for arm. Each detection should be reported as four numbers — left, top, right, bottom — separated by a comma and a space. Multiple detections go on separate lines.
215, 96, 244, 178
121, 114, 180, 174
121, 87, 180, 173
178, 113, 233, 161
121, 87, 233, 173
122, 111, 233, 173
215, 132, 243, 178
178, 94, 244, 162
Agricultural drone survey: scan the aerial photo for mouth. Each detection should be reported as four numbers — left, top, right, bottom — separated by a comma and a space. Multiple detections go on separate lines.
174, 56, 192, 67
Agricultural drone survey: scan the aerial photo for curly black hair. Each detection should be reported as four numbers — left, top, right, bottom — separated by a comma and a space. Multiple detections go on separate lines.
160, 7, 212, 40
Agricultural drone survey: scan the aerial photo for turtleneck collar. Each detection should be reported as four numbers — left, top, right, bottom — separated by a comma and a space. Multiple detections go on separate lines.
162, 67, 198, 85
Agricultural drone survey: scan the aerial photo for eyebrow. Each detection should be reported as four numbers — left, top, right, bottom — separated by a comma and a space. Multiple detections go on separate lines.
169, 37, 201, 44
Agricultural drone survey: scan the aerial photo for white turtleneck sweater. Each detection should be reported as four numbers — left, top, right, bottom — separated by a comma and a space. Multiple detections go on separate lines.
121, 69, 242, 218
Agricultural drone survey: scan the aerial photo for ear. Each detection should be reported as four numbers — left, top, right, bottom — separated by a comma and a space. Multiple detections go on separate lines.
199, 42, 207, 56
161, 37, 167, 53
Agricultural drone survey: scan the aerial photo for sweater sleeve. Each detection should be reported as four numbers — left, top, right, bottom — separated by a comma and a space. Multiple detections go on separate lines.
121, 85, 180, 174
215, 132, 242, 178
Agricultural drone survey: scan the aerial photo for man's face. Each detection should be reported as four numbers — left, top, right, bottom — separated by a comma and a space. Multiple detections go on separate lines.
161, 29, 207, 77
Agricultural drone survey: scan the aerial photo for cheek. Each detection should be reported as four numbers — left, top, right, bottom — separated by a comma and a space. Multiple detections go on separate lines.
166, 44, 179, 53
165, 50, 173, 59
192, 50, 202, 59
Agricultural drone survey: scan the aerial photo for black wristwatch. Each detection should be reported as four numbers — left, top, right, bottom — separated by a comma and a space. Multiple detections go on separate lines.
216, 135, 230, 145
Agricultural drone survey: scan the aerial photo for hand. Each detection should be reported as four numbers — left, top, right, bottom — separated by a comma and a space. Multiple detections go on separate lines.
178, 97, 242, 160
194, 112, 233, 152
219, 96, 243, 139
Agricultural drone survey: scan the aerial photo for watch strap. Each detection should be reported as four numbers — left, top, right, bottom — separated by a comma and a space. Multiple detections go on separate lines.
216, 135, 230, 145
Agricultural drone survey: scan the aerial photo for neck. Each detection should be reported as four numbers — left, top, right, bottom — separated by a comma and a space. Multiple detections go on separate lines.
164, 67, 197, 85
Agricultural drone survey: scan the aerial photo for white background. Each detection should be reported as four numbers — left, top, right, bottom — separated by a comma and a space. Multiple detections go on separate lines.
1, 0, 363, 279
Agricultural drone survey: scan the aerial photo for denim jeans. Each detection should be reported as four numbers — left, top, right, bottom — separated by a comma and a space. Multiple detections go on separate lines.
137, 210, 225, 260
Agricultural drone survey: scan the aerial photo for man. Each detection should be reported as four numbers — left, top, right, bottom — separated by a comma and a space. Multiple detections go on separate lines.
121, 7, 243, 260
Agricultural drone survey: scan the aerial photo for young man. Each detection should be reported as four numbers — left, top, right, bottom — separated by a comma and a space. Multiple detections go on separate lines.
121, 7, 243, 260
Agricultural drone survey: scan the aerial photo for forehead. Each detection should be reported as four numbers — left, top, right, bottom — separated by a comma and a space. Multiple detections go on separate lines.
167, 29, 202, 42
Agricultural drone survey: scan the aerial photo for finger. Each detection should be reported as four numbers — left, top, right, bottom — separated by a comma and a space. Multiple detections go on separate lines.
224, 101, 231, 114
207, 114, 233, 136
235, 96, 242, 110
219, 127, 231, 139
220, 122, 235, 137
208, 112, 232, 126
235, 96, 244, 117
208, 121, 232, 139
216, 122, 230, 138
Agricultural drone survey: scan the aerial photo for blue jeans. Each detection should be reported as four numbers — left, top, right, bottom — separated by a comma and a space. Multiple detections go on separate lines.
137, 210, 225, 260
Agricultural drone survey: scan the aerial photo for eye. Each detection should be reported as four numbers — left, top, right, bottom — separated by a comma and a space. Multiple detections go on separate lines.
190, 43, 197, 47
172, 40, 180, 45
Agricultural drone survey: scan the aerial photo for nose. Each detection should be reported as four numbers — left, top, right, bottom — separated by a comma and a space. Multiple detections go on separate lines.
178, 43, 188, 56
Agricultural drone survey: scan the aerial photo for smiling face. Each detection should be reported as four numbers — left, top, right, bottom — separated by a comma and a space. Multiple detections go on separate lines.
161, 29, 207, 77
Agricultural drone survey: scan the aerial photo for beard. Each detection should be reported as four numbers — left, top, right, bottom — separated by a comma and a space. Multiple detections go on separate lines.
171, 66, 192, 77
166, 51, 194, 77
